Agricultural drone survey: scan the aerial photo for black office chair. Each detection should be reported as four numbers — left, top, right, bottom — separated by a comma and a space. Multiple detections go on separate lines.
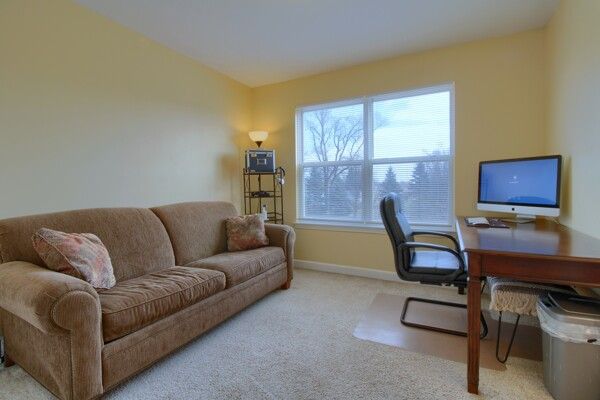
380, 193, 488, 338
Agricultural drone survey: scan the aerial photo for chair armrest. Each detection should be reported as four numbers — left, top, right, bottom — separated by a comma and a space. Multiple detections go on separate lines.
412, 230, 459, 250
265, 224, 296, 282
400, 241, 465, 272
0, 261, 100, 334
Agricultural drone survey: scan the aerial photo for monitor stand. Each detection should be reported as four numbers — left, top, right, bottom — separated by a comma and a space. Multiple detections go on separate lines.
502, 214, 536, 224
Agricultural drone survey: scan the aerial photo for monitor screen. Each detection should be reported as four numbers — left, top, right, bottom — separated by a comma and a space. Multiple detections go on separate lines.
478, 156, 561, 208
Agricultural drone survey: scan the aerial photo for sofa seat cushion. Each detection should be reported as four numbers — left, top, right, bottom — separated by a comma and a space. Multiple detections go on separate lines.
99, 267, 226, 342
185, 246, 285, 288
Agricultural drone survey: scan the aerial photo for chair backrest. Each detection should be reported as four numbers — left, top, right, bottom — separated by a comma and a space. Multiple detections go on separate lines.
380, 193, 414, 277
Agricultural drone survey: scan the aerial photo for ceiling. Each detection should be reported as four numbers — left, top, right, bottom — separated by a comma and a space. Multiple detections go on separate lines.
75, 0, 559, 87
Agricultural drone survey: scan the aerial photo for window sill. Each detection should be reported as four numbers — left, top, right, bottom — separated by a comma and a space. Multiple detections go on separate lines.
294, 221, 455, 234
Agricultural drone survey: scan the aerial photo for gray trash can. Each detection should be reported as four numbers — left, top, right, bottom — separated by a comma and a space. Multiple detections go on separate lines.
537, 293, 600, 400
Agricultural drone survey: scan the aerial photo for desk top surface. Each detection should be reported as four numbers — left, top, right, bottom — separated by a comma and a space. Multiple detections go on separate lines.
456, 217, 600, 262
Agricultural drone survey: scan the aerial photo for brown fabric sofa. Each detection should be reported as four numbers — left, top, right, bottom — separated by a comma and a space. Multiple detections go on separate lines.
0, 201, 295, 400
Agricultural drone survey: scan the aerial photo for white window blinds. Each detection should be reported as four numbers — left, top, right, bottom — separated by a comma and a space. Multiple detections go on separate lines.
296, 84, 454, 228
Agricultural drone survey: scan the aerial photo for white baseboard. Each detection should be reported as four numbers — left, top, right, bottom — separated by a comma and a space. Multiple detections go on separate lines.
294, 259, 457, 292
295, 259, 401, 282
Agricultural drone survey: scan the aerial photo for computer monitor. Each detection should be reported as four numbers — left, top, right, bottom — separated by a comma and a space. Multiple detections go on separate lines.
477, 155, 562, 222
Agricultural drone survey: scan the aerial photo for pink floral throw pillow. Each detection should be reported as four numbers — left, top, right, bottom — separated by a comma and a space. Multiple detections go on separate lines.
32, 228, 116, 289
226, 214, 269, 252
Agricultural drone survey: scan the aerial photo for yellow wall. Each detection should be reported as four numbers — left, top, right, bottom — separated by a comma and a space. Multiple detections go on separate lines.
546, 0, 600, 239
5, 1, 594, 273
0, 0, 251, 219
252, 31, 547, 271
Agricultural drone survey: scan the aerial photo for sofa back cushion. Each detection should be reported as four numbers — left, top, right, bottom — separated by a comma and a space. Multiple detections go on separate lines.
0, 208, 175, 282
151, 201, 237, 265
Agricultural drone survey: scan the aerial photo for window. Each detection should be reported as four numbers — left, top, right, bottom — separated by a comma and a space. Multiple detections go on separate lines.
296, 84, 454, 229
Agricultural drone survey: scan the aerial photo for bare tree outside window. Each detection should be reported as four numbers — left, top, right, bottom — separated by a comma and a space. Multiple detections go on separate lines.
302, 106, 364, 219
298, 86, 453, 227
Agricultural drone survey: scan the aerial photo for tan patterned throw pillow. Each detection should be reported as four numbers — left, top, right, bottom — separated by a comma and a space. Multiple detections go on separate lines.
32, 228, 116, 289
226, 214, 269, 252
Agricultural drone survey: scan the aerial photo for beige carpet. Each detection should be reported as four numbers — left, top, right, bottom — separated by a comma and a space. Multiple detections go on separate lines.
0, 269, 552, 400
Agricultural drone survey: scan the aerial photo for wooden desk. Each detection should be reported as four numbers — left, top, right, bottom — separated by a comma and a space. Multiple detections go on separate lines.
456, 217, 600, 394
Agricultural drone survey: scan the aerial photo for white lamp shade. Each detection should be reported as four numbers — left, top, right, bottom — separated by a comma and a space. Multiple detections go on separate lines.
249, 130, 268, 142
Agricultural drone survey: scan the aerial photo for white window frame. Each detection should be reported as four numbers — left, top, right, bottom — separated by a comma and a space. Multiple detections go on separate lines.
295, 83, 455, 232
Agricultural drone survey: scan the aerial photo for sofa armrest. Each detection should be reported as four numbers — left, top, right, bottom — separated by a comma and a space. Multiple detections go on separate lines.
0, 261, 99, 333
0, 261, 103, 399
265, 224, 295, 282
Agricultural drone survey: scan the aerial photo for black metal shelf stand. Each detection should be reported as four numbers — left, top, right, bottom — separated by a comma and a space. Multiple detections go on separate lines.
243, 167, 284, 224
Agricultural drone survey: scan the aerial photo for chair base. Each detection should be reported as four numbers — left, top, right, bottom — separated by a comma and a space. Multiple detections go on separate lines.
401, 297, 488, 339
